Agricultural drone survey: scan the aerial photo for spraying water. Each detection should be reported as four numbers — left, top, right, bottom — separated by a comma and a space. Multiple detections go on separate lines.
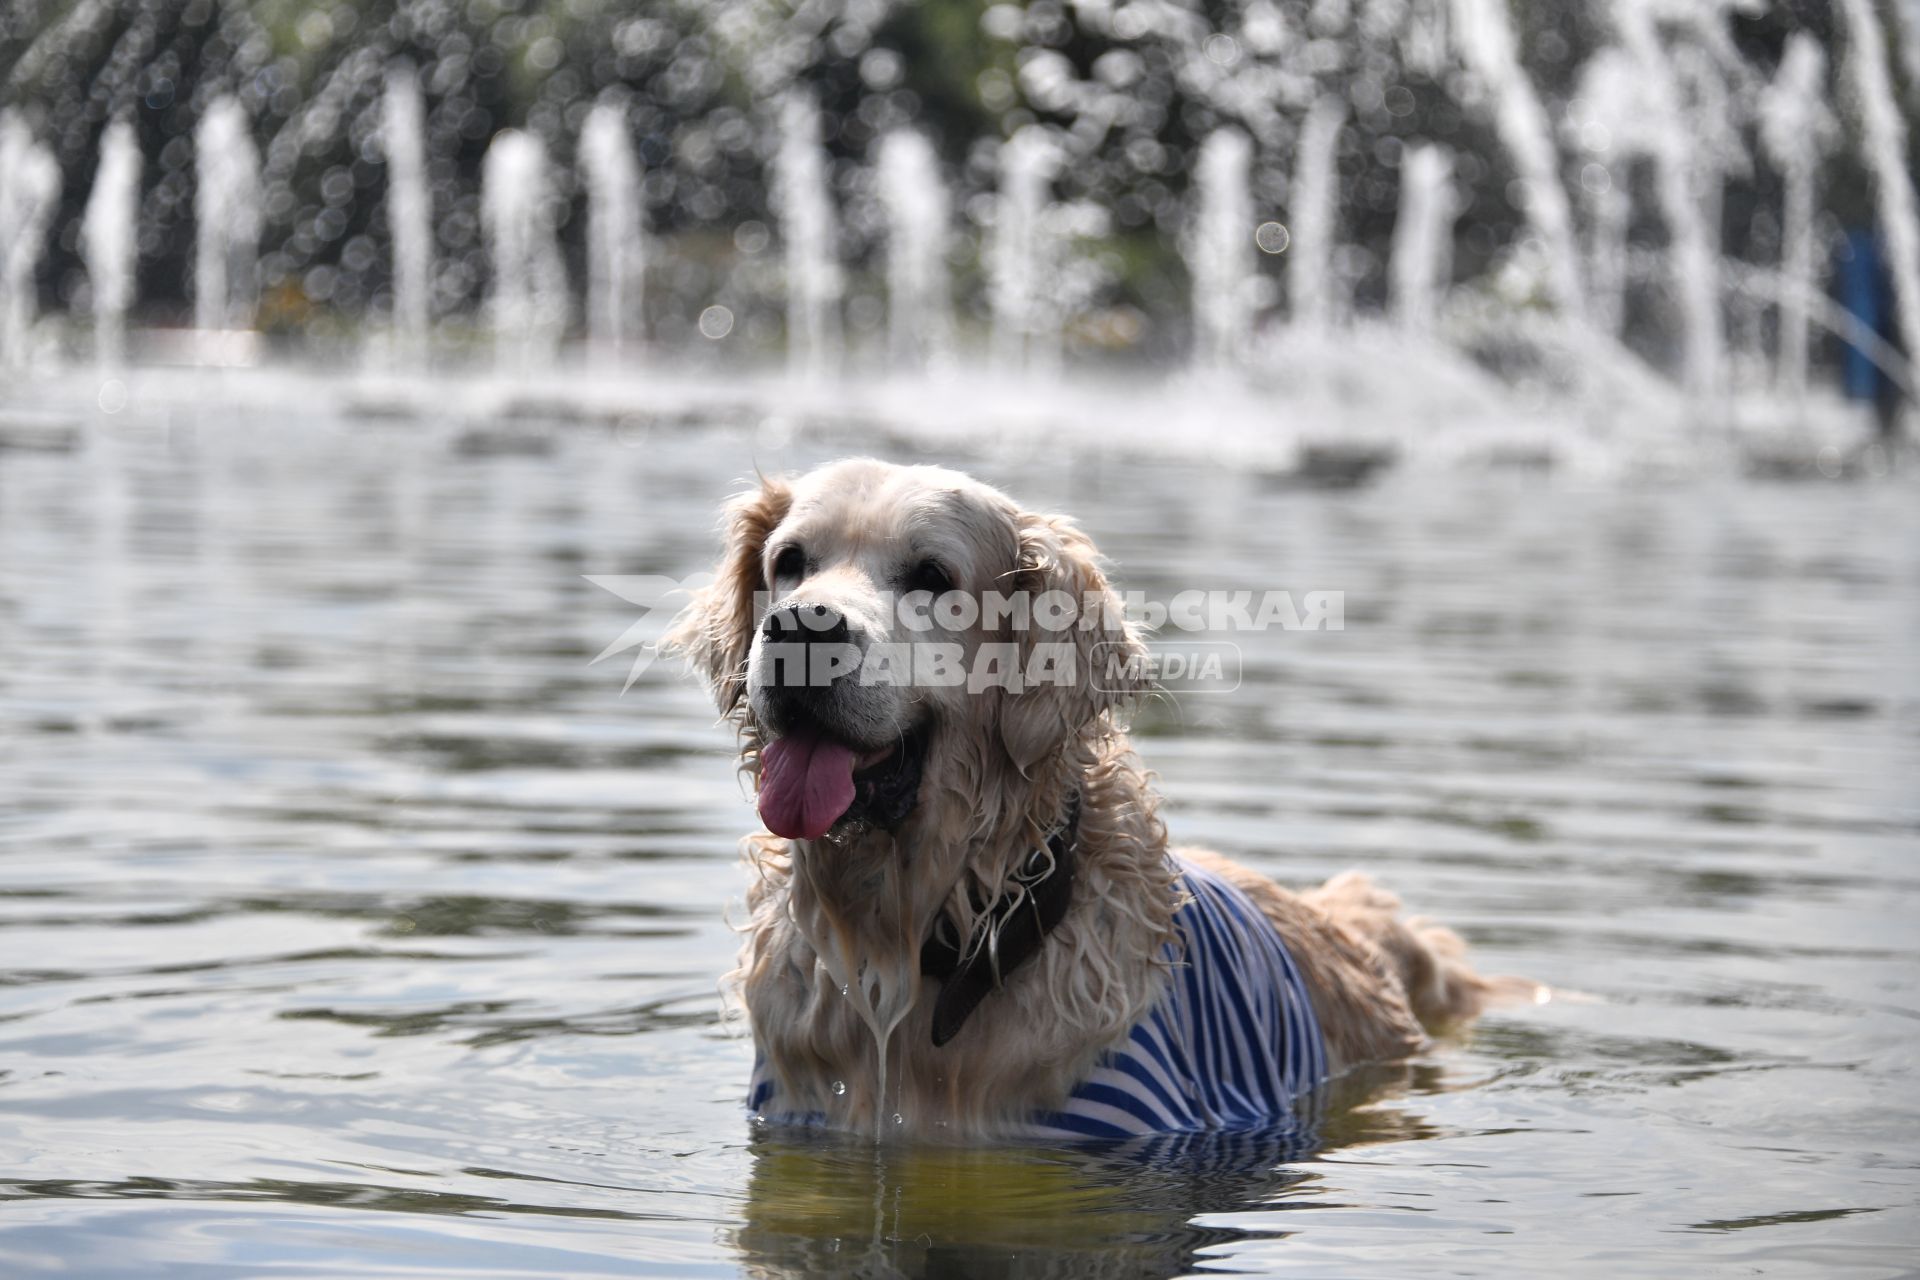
1450, 0, 1585, 318
1838, 0, 1920, 404
194, 95, 261, 336
1613, 0, 1722, 398
1757, 34, 1836, 401
1573, 52, 1643, 339
382, 66, 432, 362
1443, 0, 1582, 318
0, 110, 62, 370
0, 0, 1911, 440
580, 99, 645, 362
1669, 34, 1749, 352
1289, 97, 1345, 335
772, 92, 842, 380
989, 127, 1060, 376
875, 129, 950, 373
1390, 144, 1459, 336
1586, 176, 1632, 339
481, 129, 568, 374
1190, 127, 1254, 369
82, 120, 140, 370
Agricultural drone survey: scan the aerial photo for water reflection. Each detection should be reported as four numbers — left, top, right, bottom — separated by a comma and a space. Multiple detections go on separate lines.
735, 1129, 1320, 1279
733, 1063, 1473, 1278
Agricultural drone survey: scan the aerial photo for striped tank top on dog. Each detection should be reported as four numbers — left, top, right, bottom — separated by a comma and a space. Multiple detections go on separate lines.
1025, 856, 1328, 1140
747, 855, 1328, 1139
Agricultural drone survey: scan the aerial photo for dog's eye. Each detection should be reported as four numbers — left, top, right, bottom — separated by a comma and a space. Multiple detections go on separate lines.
771, 545, 806, 584
905, 558, 953, 596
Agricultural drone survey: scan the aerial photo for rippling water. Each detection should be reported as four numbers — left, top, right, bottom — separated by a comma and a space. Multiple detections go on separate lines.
1, 402, 1916, 1276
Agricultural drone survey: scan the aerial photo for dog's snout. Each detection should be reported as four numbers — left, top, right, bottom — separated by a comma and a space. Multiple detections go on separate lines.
758, 603, 864, 710
763, 602, 852, 646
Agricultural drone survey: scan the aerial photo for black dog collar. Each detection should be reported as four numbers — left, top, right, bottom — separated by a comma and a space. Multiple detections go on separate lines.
919, 795, 1080, 1047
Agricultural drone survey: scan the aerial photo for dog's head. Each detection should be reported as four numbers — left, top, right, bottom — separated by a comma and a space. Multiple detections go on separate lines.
663, 458, 1149, 843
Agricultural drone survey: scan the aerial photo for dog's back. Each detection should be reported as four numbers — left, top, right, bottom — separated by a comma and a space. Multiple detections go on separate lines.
1181, 848, 1531, 1071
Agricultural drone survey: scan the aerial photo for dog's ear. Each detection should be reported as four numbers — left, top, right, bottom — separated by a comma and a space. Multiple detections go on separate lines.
998, 510, 1150, 771
660, 477, 792, 715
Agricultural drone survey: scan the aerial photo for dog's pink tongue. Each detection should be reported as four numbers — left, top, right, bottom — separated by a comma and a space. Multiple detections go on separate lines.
758, 732, 857, 840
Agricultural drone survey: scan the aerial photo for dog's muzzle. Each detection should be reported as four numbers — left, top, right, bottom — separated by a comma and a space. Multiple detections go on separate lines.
756, 603, 862, 730
751, 602, 930, 840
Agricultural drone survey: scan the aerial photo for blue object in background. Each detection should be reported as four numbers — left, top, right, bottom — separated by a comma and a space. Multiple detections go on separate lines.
1840, 228, 1888, 402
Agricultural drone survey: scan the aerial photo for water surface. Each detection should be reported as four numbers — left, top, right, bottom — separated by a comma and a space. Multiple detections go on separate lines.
1, 405, 1916, 1276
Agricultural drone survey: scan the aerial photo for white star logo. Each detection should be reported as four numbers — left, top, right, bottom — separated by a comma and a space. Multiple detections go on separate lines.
582, 572, 712, 693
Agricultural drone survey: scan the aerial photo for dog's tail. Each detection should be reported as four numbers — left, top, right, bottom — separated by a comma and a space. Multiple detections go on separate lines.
1303, 871, 1542, 1030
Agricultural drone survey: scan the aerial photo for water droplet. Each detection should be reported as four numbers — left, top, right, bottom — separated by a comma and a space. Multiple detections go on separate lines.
831, 1080, 847, 1096
839, 983, 850, 997
891, 1112, 904, 1126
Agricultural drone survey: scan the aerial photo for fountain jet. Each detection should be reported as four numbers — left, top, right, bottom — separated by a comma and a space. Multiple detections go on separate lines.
1585, 174, 1631, 340
1573, 52, 1642, 339
1190, 128, 1254, 369
382, 66, 432, 363
1758, 35, 1836, 402
482, 129, 568, 374
989, 127, 1060, 376
773, 92, 842, 380
1450, 0, 1585, 318
581, 98, 646, 362
1289, 97, 1345, 335
876, 129, 950, 373
1612, 2, 1722, 398
1391, 144, 1459, 337
0, 110, 61, 370
82, 120, 140, 370
194, 96, 261, 339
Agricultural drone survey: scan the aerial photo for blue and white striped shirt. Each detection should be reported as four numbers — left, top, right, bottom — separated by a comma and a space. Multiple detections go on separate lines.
749, 855, 1328, 1140
1023, 855, 1326, 1140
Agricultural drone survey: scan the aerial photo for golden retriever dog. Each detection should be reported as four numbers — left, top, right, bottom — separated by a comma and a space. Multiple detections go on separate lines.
665, 458, 1505, 1142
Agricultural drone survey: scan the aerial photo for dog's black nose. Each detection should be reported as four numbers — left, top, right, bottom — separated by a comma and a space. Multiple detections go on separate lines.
763, 602, 850, 647
759, 603, 861, 704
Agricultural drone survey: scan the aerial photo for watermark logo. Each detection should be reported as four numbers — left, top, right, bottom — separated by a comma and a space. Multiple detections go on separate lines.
583, 572, 711, 692
587, 576, 1339, 695
1093, 641, 1243, 694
